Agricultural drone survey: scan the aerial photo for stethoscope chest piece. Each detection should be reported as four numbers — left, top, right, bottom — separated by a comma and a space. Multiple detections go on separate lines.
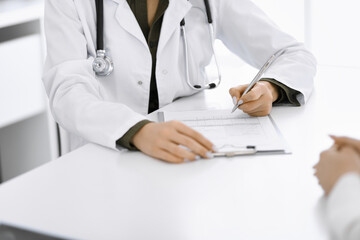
93, 50, 114, 76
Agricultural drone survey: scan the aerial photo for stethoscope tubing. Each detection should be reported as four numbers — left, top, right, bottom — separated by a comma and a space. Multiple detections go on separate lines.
181, 22, 222, 90
93, 0, 294, 94
95, 0, 104, 51
93, 0, 221, 90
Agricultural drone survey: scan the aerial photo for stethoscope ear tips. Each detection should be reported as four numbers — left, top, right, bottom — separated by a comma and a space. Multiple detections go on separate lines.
193, 83, 217, 90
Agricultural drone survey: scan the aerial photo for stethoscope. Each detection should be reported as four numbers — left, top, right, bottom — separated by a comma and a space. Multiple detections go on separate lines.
92, 0, 222, 90
93, 0, 114, 77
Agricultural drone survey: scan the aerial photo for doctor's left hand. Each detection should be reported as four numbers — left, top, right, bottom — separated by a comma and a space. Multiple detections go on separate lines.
229, 81, 279, 116
131, 121, 215, 163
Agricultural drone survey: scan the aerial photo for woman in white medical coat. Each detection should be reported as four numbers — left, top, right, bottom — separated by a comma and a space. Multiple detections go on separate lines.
43, 0, 316, 163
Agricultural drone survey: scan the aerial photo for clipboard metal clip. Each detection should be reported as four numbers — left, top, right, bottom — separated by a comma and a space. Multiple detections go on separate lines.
213, 146, 257, 158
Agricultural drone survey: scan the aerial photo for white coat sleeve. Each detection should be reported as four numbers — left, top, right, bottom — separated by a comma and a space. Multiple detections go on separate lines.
43, 0, 146, 150
214, 0, 317, 104
326, 173, 360, 240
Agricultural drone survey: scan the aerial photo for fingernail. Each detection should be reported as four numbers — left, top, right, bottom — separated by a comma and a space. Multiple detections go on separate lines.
184, 158, 190, 162
212, 145, 219, 152
232, 96, 237, 105
195, 155, 201, 160
237, 100, 243, 105
206, 151, 214, 159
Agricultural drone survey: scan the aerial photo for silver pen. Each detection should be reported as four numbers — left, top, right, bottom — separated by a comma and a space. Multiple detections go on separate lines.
231, 47, 288, 113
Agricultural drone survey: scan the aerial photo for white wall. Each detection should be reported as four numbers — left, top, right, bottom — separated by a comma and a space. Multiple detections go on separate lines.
213, 0, 306, 82
215, 0, 306, 60
253, 0, 360, 69
217, 0, 360, 70
252, 0, 305, 43
310, 0, 360, 68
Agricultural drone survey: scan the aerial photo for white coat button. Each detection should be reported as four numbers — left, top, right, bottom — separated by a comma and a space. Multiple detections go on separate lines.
162, 70, 168, 75
137, 81, 143, 85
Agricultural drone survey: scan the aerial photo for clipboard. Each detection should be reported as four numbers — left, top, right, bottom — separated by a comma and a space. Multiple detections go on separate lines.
158, 109, 291, 158
212, 145, 257, 157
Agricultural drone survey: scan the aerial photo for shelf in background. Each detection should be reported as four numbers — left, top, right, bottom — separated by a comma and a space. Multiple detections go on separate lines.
0, 0, 59, 181
0, 0, 43, 29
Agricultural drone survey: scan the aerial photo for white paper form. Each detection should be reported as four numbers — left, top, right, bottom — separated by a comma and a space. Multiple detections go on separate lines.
160, 110, 288, 153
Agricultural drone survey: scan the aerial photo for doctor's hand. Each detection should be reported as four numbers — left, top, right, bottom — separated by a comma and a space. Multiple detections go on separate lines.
229, 81, 279, 116
313, 144, 360, 196
131, 121, 215, 163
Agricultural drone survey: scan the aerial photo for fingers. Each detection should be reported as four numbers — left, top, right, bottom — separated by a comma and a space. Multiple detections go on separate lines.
313, 162, 318, 169
314, 145, 360, 196
163, 121, 214, 160
330, 135, 360, 153
229, 82, 273, 116
168, 132, 211, 159
156, 148, 185, 164
170, 121, 214, 152
339, 145, 359, 156
229, 84, 263, 105
330, 144, 340, 151
239, 100, 271, 116
240, 83, 267, 103
239, 94, 272, 116
229, 85, 247, 105
161, 141, 199, 161
132, 121, 215, 163
229, 82, 268, 102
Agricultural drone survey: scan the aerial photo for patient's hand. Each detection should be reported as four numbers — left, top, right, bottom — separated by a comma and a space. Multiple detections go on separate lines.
314, 144, 360, 195
330, 135, 360, 155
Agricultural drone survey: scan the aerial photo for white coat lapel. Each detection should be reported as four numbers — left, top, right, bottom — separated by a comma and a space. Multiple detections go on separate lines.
111, 0, 148, 48
158, 0, 192, 54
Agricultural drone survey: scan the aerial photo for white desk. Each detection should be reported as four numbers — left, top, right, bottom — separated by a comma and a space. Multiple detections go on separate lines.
0, 65, 358, 240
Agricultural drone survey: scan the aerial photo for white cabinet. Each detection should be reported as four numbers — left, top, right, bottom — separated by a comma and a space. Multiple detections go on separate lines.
0, 0, 58, 182
0, 35, 45, 128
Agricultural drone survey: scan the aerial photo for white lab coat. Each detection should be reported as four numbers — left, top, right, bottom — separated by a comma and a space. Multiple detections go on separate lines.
326, 173, 360, 240
43, 0, 316, 151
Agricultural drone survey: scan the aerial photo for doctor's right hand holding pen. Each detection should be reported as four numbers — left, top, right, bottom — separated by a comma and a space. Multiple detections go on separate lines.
229, 80, 280, 116
229, 48, 302, 117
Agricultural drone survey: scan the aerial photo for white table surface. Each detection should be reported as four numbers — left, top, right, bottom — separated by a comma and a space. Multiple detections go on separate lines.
0, 65, 358, 240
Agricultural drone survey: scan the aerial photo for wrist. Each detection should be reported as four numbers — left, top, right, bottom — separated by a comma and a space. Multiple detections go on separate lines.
263, 81, 279, 102
131, 122, 155, 147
